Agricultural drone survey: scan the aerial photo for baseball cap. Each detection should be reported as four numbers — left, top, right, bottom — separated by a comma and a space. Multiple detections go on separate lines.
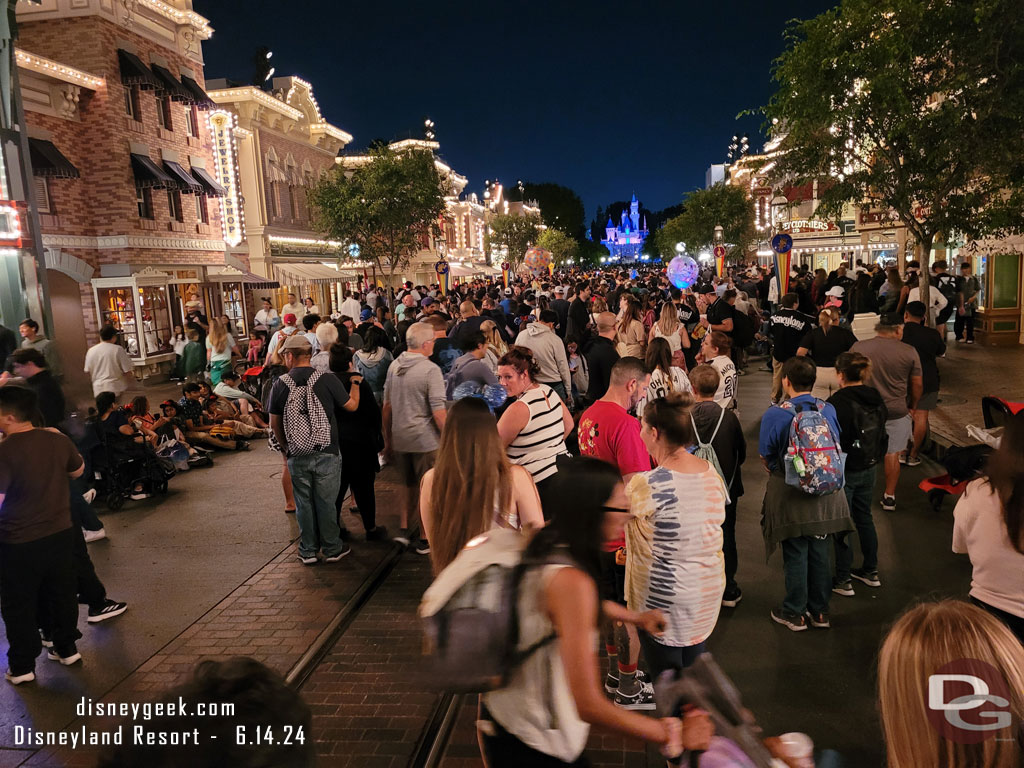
160, 399, 177, 410
421, 296, 435, 306
554, 286, 565, 295
282, 313, 297, 324
360, 308, 372, 321
825, 286, 845, 297
504, 288, 512, 295
280, 334, 312, 353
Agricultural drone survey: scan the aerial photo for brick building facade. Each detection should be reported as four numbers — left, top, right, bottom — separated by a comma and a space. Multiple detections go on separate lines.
14, 0, 238, 401
206, 76, 354, 315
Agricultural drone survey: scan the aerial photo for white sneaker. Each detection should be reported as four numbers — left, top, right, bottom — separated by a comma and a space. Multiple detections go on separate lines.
83, 528, 106, 543
47, 650, 82, 666
5, 669, 35, 685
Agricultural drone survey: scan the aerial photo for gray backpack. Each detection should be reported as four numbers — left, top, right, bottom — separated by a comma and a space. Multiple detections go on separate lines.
418, 528, 569, 693
691, 409, 733, 496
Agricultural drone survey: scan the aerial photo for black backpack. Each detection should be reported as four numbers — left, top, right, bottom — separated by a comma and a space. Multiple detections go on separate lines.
845, 398, 887, 469
731, 309, 755, 349
935, 274, 959, 303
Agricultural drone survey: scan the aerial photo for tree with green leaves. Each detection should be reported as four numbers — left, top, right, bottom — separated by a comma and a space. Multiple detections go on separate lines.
522, 182, 586, 240
536, 228, 578, 267
651, 185, 756, 260
763, 0, 1024, 312
486, 212, 541, 268
308, 146, 449, 287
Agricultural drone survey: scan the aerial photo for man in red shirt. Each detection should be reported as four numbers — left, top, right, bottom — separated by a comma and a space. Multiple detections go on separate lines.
578, 357, 653, 709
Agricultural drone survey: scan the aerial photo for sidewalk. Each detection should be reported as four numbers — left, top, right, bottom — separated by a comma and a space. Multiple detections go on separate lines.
926, 340, 1021, 447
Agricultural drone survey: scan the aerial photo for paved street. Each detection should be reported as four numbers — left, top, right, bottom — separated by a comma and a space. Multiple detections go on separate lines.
0, 346, 1006, 766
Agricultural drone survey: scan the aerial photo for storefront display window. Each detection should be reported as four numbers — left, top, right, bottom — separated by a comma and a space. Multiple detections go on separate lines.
138, 285, 173, 355
990, 253, 1020, 310
220, 281, 246, 331
97, 286, 140, 356
977, 255, 988, 311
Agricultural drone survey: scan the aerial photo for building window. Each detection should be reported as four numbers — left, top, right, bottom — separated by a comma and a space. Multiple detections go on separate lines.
157, 96, 173, 131
138, 285, 172, 355
269, 181, 281, 219
185, 105, 200, 137
34, 177, 51, 214
97, 287, 140, 356
136, 186, 153, 219
195, 194, 209, 224
167, 189, 183, 222
124, 86, 142, 121
220, 282, 245, 332
289, 185, 299, 219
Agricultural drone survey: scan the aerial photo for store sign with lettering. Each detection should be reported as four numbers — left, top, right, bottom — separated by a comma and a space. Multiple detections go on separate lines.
779, 219, 837, 234
858, 209, 900, 225
209, 111, 243, 247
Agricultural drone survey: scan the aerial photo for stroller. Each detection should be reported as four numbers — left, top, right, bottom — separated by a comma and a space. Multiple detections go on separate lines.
90, 423, 173, 511
917, 396, 1023, 512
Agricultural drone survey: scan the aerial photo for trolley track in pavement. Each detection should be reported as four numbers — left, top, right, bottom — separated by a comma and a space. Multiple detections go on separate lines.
283, 538, 468, 768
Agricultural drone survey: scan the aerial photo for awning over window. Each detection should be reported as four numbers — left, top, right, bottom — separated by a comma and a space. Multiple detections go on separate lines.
28, 138, 79, 179
117, 50, 159, 90
180, 74, 216, 109
449, 263, 484, 277
163, 160, 203, 194
207, 266, 279, 289
130, 153, 175, 189
150, 64, 192, 102
274, 262, 357, 287
191, 166, 226, 197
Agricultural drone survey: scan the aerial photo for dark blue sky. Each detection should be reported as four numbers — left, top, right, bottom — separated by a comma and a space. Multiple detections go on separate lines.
194, 0, 836, 221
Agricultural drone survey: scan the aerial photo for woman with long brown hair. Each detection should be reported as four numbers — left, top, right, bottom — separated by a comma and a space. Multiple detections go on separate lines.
879, 600, 1024, 768
952, 412, 1024, 642
878, 267, 904, 323
479, 318, 507, 372
635, 337, 691, 417
616, 295, 646, 358
795, 307, 856, 400
420, 397, 543, 574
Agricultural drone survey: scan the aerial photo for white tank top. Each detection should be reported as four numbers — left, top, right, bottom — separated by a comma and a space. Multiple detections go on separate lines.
653, 325, 682, 353
482, 564, 590, 761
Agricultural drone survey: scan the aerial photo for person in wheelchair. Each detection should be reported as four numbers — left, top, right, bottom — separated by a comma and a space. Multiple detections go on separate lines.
94, 391, 161, 500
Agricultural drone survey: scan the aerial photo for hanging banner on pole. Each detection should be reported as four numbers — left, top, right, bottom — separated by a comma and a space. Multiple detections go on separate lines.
771, 234, 793, 296
501, 261, 510, 289
434, 259, 450, 295
713, 244, 727, 277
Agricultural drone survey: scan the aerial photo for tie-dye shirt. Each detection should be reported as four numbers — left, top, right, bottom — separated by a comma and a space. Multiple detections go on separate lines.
625, 463, 727, 648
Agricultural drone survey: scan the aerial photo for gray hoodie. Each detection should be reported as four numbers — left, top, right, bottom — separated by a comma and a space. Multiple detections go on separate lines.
515, 322, 571, 393
445, 351, 498, 399
383, 351, 445, 453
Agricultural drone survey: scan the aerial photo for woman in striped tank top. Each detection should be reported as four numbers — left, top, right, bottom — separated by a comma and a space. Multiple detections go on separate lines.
496, 346, 573, 506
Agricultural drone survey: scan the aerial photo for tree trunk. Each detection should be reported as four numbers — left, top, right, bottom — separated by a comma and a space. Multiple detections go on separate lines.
915, 233, 935, 328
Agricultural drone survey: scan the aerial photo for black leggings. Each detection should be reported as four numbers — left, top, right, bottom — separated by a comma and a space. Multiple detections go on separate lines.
479, 706, 591, 768
336, 450, 378, 532
971, 597, 1024, 645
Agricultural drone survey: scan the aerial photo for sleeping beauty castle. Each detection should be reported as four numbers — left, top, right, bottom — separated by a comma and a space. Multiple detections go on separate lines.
601, 194, 649, 260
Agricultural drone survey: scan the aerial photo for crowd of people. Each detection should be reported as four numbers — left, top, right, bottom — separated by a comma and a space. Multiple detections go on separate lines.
0, 256, 1020, 768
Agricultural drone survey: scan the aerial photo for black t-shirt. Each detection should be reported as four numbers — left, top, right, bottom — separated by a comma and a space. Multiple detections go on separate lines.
584, 336, 619, 402
333, 372, 382, 456
769, 309, 815, 362
901, 322, 946, 393
676, 302, 699, 331
707, 299, 735, 335
799, 325, 857, 367
691, 400, 746, 496
267, 366, 350, 454
98, 408, 134, 442
24, 371, 66, 428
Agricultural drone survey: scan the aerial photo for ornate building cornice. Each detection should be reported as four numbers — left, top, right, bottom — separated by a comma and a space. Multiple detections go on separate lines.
42, 234, 225, 252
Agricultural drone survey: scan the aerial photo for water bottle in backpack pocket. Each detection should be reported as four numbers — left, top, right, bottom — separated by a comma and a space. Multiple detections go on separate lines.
779, 399, 845, 495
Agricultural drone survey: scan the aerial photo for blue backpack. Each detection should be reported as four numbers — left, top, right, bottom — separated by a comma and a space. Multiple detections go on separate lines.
779, 399, 844, 495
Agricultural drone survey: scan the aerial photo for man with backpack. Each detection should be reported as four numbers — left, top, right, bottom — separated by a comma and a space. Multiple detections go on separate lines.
689, 365, 746, 609
758, 356, 853, 632
828, 352, 888, 596
266, 335, 362, 565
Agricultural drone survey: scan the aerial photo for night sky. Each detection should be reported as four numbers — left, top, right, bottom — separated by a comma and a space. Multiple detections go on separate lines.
194, 0, 837, 220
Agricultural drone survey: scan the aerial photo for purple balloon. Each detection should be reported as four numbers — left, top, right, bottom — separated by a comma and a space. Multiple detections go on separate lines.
667, 255, 699, 289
